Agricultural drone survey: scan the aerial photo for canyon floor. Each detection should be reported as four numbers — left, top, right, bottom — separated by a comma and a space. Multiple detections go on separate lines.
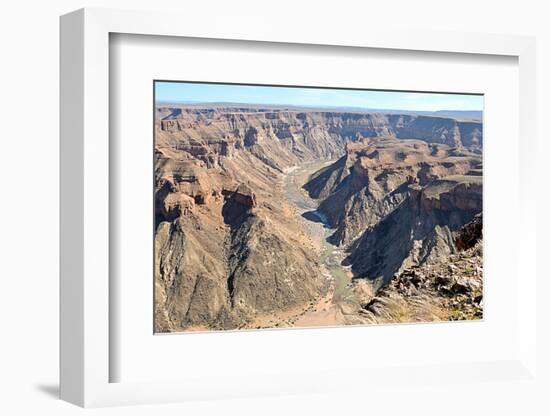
249, 160, 365, 329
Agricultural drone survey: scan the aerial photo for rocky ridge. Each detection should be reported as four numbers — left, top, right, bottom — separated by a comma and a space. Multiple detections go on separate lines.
154, 151, 325, 331
306, 137, 482, 247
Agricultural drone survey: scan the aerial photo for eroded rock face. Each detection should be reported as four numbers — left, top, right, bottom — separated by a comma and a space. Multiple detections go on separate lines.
221, 185, 256, 228
306, 137, 482, 246
155, 107, 483, 171
454, 213, 483, 251
300, 135, 482, 290
154, 109, 331, 332
161, 193, 195, 219
344, 178, 482, 288
226, 216, 324, 316
357, 235, 483, 324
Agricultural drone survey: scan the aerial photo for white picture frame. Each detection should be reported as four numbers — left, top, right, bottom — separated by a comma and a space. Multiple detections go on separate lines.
60, 7, 538, 408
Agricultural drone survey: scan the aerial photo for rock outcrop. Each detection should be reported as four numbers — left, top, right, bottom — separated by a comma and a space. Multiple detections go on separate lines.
344, 177, 482, 288
357, 218, 484, 323
454, 212, 483, 251
306, 137, 482, 246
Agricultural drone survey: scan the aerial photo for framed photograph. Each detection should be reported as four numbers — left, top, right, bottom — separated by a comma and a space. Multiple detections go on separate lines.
152, 80, 484, 334
60, 8, 538, 407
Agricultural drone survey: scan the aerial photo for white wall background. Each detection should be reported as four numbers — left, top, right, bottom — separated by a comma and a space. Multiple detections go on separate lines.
0, 0, 548, 414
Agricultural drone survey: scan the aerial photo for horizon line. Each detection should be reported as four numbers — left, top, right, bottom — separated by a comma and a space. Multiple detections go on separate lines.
154, 81, 484, 113
154, 100, 483, 114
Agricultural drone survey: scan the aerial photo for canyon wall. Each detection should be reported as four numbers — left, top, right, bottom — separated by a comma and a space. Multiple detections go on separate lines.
157, 108, 482, 171
304, 137, 482, 287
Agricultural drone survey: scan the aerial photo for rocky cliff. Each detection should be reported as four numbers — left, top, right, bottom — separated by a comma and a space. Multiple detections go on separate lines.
303, 136, 482, 287
357, 216, 483, 323
344, 175, 482, 288
154, 146, 324, 331
306, 138, 481, 246
156, 107, 482, 169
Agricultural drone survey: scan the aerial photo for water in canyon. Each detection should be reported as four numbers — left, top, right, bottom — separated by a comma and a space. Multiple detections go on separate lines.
282, 160, 360, 325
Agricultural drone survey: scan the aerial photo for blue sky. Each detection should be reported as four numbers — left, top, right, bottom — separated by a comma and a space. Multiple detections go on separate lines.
155, 81, 483, 112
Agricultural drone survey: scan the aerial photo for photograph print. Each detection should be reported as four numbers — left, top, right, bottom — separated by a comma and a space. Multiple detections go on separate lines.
154, 82, 483, 333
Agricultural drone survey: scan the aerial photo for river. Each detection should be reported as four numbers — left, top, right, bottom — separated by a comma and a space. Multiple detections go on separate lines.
282, 160, 359, 325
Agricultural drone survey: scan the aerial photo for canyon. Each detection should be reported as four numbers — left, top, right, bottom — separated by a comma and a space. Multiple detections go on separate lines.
154, 105, 483, 332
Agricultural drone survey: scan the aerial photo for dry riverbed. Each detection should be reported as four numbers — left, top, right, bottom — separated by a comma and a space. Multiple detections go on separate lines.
250, 160, 372, 329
